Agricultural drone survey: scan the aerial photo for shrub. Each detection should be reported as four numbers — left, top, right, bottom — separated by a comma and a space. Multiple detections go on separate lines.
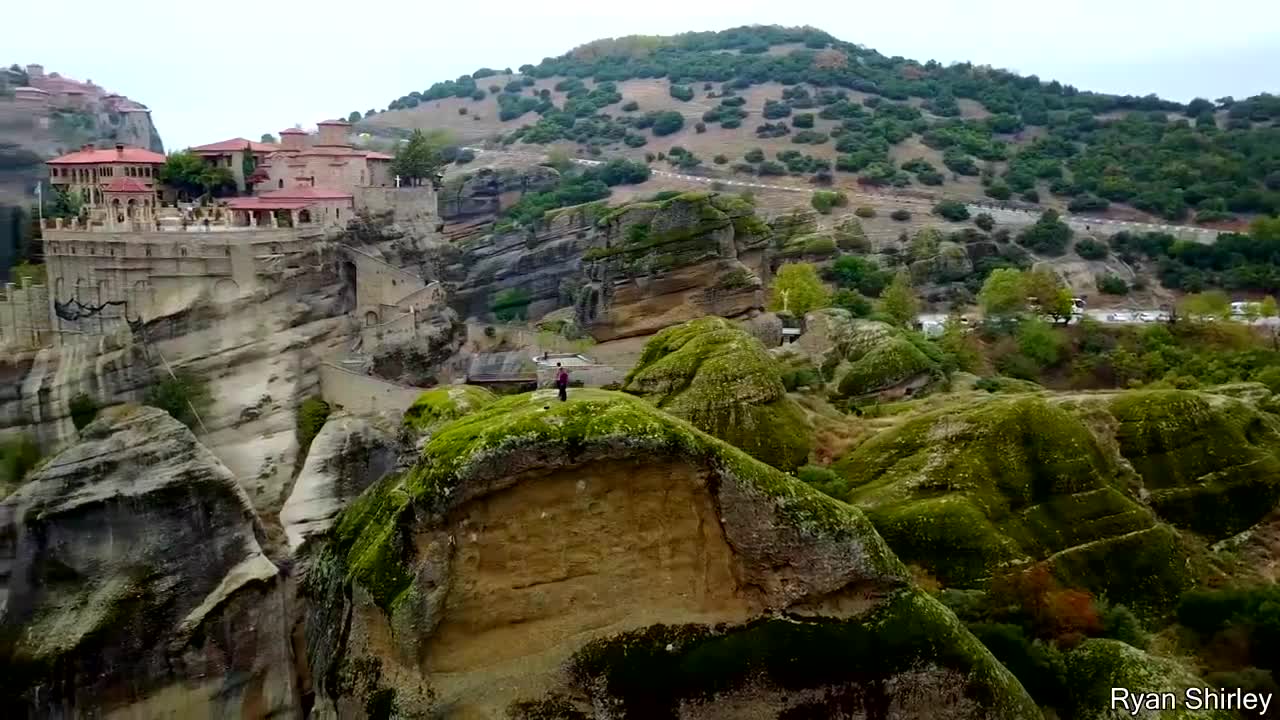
68, 393, 100, 431
792, 113, 815, 129
796, 464, 849, 497
810, 190, 848, 214
694, 121, 706, 134
974, 212, 995, 231
491, 287, 532, 321
669, 84, 694, 102
933, 200, 970, 222
470, 89, 485, 101
720, 118, 742, 129
650, 111, 684, 136
457, 107, 468, 115
454, 148, 476, 165
763, 99, 792, 119
1018, 210, 1072, 256
1099, 602, 1147, 648
0, 435, 41, 491
890, 209, 911, 221
1022, 189, 1040, 202
1068, 194, 1110, 213
757, 161, 786, 176
296, 397, 331, 459
744, 148, 765, 163
985, 182, 1012, 201
1074, 237, 1109, 260
145, 370, 212, 431
1096, 274, 1129, 294
791, 130, 828, 145
713, 154, 728, 165
621, 100, 639, 112
854, 206, 876, 218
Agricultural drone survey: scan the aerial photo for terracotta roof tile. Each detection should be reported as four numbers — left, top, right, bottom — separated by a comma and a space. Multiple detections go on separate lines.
191, 138, 281, 154
103, 177, 152, 193
48, 146, 166, 165
259, 186, 353, 201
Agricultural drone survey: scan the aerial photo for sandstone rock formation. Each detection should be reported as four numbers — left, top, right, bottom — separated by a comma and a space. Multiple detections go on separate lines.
831, 388, 1280, 611
795, 309, 943, 400
439, 165, 561, 220
280, 413, 398, 551
303, 390, 1039, 718
0, 406, 296, 718
1063, 640, 1232, 720
623, 316, 812, 470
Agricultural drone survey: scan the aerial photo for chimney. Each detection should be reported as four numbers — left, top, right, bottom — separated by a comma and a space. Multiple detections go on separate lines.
115, 143, 124, 157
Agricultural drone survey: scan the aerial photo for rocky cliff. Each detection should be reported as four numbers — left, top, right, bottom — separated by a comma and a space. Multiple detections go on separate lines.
0, 406, 297, 718
450, 192, 776, 341
302, 389, 1039, 718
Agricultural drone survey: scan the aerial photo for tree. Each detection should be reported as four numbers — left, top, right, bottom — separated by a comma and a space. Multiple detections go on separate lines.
910, 227, 941, 261
260, 133, 278, 144
831, 255, 889, 296
347, 111, 362, 123
880, 272, 918, 328
768, 263, 830, 316
810, 190, 847, 214
979, 268, 1028, 317
1074, 237, 1109, 260
1017, 319, 1062, 367
145, 370, 211, 431
938, 313, 979, 372
1096, 274, 1129, 295
931, 197, 967, 220
159, 151, 209, 199
1178, 291, 1230, 321
391, 129, 448, 186
1018, 210, 1073, 256
1024, 268, 1074, 323
651, 111, 684, 136
974, 213, 995, 232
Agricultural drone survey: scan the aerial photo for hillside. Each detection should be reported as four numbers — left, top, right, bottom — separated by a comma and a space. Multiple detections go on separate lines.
358, 25, 1280, 226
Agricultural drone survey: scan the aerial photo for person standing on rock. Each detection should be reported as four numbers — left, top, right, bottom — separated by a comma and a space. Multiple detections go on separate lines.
556, 363, 569, 402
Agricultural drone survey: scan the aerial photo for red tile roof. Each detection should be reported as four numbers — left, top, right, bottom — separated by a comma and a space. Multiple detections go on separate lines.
279, 128, 307, 135
259, 186, 353, 201
103, 177, 152, 193
190, 138, 281, 154
48, 146, 166, 165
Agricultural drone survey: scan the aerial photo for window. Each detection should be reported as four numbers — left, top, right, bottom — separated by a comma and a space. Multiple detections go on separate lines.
278, 179, 283, 188
145, 247, 151, 257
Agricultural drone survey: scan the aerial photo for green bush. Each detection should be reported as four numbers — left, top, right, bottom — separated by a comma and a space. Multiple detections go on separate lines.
854, 206, 876, 218
68, 393, 100, 431
1018, 210, 1072, 256
491, 287, 533, 321
810, 190, 847, 214
795, 464, 849, 497
621, 100, 639, 112
974, 213, 995, 231
792, 113, 815, 129
744, 148, 765, 163
694, 121, 706, 134
0, 435, 40, 494
890, 209, 911, 221
969, 623, 1070, 708
933, 200, 970, 221
650, 111, 684, 136
144, 370, 211, 431
669, 84, 694, 102
296, 397, 331, 459
712, 154, 728, 165
1075, 237, 1109, 260
1098, 602, 1147, 648
1096, 274, 1129, 295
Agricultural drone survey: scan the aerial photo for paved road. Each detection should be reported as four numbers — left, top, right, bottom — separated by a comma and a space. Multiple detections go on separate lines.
918, 310, 1280, 328
461, 146, 1222, 243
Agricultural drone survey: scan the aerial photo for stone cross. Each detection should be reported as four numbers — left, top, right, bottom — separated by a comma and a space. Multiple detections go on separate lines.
394, 175, 401, 188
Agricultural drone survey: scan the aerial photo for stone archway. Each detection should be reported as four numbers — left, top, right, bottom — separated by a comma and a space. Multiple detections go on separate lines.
213, 278, 240, 302
298, 208, 312, 224
126, 198, 137, 219
364, 311, 379, 327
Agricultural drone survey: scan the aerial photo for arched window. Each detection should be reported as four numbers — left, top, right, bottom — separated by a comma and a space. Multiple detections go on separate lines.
364, 311, 379, 327
278, 179, 284, 188
179, 246, 188, 257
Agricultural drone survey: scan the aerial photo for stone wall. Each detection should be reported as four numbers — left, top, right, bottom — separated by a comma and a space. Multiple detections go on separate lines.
354, 186, 438, 221
0, 280, 51, 349
318, 362, 422, 419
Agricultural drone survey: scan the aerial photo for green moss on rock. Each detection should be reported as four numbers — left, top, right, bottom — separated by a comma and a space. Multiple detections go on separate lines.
566, 587, 1039, 717
837, 335, 938, 397
833, 397, 1191, 608
402, 385, 496, 433
335, 389, 898, 612
1110, 390, 1280, 539
1064, 639, 1232, 720
623, 317, 812, 470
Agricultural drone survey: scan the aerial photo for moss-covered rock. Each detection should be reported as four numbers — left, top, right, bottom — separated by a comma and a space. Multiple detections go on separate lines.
566, 587, 1040, 718
832, 396, 1191, 609
623, 317, 812, 470
1063, 639, 1232, 720
317, 389, 1040, 717
1109, 390, 1280, 539
838, 335, 939, 397
402, 385, 497, 434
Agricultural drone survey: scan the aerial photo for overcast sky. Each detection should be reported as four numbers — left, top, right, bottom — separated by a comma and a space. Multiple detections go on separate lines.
8, 0, 1279, 150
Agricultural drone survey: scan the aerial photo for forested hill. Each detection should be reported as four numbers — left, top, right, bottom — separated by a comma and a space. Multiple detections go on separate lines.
364, 25, 1280, 223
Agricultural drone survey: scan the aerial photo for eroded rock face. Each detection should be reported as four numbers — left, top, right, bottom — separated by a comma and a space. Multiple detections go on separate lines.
0, 406, 296, 718
280, 413, 398, 551
624, 317, 812, 470
832, 395, 1202, 610
302, 390, 1039, 718
796, 309, 942, 400
1063, 640, 1232, 720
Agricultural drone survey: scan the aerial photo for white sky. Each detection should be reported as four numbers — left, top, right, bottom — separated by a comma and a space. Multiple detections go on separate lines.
8, 0, 1279, 150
